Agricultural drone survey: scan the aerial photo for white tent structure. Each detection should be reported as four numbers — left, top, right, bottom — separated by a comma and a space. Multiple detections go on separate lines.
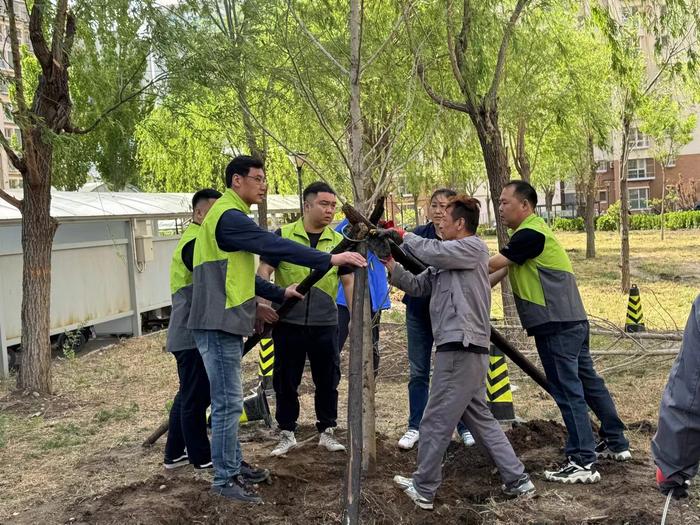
0, 191, 302, 378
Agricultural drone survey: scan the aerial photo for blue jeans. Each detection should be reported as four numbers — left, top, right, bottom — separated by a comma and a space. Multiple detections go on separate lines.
534, 321, 629, 465
406, 311, 468, 436
193, 329, 245, 487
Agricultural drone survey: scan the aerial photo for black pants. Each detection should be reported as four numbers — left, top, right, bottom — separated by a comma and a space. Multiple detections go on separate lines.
337, 305, 381, 373
272, 322, 340, 433
164, 348, 211, 465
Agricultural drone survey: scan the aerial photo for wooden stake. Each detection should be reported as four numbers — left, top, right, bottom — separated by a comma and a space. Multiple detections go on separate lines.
361, 284, 376, 474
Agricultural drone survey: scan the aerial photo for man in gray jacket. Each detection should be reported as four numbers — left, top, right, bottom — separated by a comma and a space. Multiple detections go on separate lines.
385, 195, 534, 510
652, 294, 700, 499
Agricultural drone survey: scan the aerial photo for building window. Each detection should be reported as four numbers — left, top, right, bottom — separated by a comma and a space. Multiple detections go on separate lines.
599, 190, 608, 203
595, 160, 609, 173
8, 177, 22, 189
628, 188, 649, 210
628, 127, 649, 149
628, 158, 655, 180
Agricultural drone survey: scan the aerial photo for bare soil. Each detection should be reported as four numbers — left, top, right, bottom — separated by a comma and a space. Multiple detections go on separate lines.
1, 328, 699, 524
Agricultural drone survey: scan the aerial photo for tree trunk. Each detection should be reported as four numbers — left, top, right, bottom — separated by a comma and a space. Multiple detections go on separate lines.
544, 188, 554, 223
18, 138, 58, 393
470, 107, 520, 327
585, 134, 597, 259
619, 117, 632, 293
513, 119, 531, 182
361, 287, 376, 473
660, 165, 666, 241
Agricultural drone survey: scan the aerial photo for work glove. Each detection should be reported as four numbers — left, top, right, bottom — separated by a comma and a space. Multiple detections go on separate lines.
370, 227, 404, 245
656, 467, 690, 499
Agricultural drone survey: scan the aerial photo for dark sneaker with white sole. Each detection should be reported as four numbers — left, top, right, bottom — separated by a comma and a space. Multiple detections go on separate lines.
241, 460, 270, 484
194, 461, 213, 470
163, 453, 189, 470
211, 475, 263, 503
595, 441, 632, 461
502, 474, 536, 497
545, 458, 601, 484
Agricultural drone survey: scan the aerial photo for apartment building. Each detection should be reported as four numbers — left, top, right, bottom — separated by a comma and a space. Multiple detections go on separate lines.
0, 1, 29, 190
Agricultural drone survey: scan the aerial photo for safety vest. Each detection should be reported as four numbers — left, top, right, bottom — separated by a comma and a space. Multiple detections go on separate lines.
275, 218, 341, 298
508, 214, 587, 330
166, 222, 200, 352
187, 189, 257, 335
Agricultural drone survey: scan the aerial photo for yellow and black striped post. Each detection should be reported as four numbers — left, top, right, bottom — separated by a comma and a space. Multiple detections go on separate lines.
258, 338, 275, 391
625, 284, 646, 333
486, 344, 515, 421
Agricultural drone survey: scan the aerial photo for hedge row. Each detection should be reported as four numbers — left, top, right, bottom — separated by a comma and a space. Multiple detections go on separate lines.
551, 210, 700, 232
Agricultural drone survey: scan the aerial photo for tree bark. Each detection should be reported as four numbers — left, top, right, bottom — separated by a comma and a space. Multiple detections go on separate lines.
361, 286, 375, 474
585, 134, 597, 259
513, 119, 531, 182
18, 148, 58, 392
660, 164, 666, 240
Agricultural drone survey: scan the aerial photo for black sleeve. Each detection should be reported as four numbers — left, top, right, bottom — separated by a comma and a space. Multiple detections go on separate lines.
260, 229, 283, 268
255, 275, 285, 303
338, 266, 354, 276
181, 239, 196, 272
215, 210, 332, 270
500, 229, 546, 265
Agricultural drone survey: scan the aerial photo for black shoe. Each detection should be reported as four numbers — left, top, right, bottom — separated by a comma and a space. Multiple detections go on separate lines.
595, 441, 632, 461
544, 458, 601, 484
211, 475, 262, 503
163, 453, 189, 470
502, 473, 536, 497
241, 460, 270, 484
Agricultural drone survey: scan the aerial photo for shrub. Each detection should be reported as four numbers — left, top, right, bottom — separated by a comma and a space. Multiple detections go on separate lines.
552, 217, 585, 231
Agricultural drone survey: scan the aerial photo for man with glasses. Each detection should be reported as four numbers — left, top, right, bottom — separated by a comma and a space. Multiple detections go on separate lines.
257, 182, 354, 457
188, 156, 366, 503
398, 188, 475, 450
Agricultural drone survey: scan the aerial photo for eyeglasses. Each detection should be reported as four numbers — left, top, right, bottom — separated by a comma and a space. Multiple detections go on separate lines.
243, 174, 267, 185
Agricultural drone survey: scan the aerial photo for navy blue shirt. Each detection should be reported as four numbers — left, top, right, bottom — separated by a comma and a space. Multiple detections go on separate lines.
213, 209, 334, 304
402, 222, 439, 318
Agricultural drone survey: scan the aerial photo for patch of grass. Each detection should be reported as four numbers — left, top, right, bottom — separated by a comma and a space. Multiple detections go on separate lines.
0, 413, 8, 449
93, 402, 140, 424
41, 422, 89, 450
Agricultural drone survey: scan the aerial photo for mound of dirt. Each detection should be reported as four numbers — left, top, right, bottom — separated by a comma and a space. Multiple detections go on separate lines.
61, 419, 692, 525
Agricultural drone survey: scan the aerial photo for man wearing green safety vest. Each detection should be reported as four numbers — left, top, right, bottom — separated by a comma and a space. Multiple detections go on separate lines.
257, 182, 354, 457
164, 188, 221, 471
188, 156, 366, 504
489, 180, 630, 485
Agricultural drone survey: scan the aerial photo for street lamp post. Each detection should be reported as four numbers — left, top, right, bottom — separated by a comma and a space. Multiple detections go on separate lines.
288, 152, 308, 216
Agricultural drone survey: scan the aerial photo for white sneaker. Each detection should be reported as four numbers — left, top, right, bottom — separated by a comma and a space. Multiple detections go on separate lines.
460, 431, 475, 447
271, 430, 297, 456
393, 476, 433, 510
319, 428, 346, 452
398, 429, 419, 450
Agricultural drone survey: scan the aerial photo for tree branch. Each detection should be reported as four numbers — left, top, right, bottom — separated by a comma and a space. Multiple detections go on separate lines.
64, 73, 167, 135
416, 62, 469, 112
51, 0, 69, 68
62, 11, 76, 68
287, 0, 349, 76
486, 0, 530, 105
0, 185, 22, 210
0, 121, 26, 172
6, 0, 27, 115
29, 0, 52, 73
361, 4, 411, 73
445, 0, 466, 93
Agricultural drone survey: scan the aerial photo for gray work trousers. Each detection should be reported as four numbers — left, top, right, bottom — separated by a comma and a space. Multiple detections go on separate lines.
413, 351, 525, 500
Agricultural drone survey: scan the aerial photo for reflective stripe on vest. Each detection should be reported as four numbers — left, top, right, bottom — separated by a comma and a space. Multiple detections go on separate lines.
507, 214, 587, 329
170, 222, 200, 295
275, 218, 341, 298
188, 189, 256, 335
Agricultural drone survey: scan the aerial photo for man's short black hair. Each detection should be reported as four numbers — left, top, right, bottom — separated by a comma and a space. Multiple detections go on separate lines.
303, 181, 336, 202
430, 188, 457, 202
448, 195, 481, 234
192, 188, 222, 209
225, 155, 264, 188
504, 180, 538, 208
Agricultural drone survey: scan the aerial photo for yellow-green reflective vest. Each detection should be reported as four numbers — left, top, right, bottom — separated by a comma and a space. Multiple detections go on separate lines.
166, 222, 200, 352
507, 214, 587, 330
187, 189, 257, 335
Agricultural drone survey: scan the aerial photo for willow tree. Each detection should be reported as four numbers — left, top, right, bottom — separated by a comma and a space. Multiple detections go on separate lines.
0, 0, 161, 393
